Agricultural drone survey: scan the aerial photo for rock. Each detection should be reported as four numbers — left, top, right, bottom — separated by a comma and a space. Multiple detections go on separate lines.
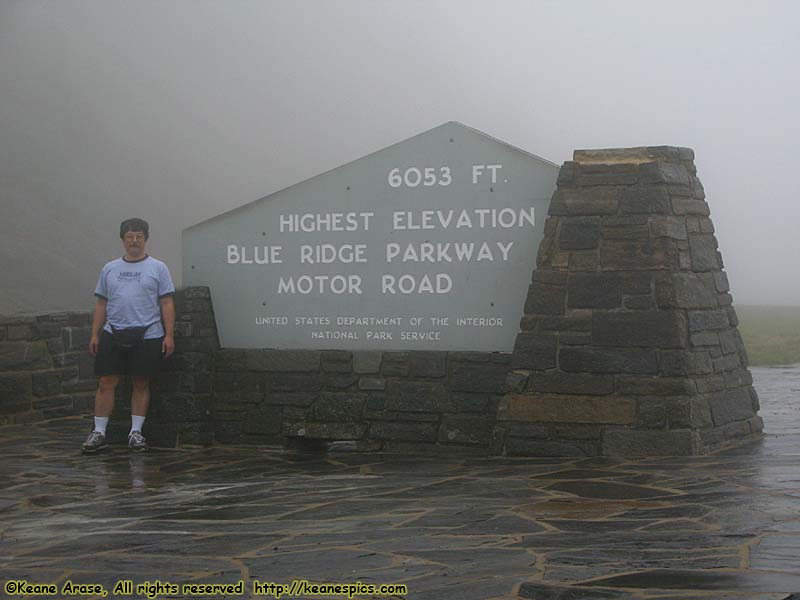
559, 218, 600, 250
505, 370, 529, 393
506, 437, 597, 457
438, 416, 492, 445
528, 371, 615, 395
688, 310, 729, 332
658, 350, 714, 376
512, 333, 557, 370
672, 197, 710, 216
524, 282, 566, 315
602, 428, 701, 456
320, 350, 352, 373
708, 387, 755, 426
616, 376, 696, 396
549, 187, 620, 216
619, 184, 672, 214
358, 377, 386, 391
559, 347, 658, 375
713, 271, 730, 292
0, 341, 50, 370
307, 393, 366, 422
368, 421, 438, 442
246, 350, 321, 372
576, 162, 639, 186
499, 394, 636, 425
593, 310, 688, 348
386, 380, 450, 412
639, 161, 690, 185
285, 421, 367, 440
656, 272, 718, 309
353, 351, 382, 373
567, 273, 622, 309
600, 238, 678, 271
449, 363, 507, 393
409, 352, 446, 377
381, 352, 409, 376
689, 234, 720, 271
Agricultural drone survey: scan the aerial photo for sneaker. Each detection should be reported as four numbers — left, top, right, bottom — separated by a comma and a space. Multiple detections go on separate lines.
81, 430, 108, 454
128, 430, 148, 453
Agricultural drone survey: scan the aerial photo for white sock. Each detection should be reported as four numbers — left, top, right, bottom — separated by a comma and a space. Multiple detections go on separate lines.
94, 416, 109, 435
130, 415, 146, 434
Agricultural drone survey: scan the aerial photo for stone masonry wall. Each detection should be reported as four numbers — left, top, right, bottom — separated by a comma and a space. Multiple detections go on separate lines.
0, 313, 97, 425
0, 287, 509, 453
0, 289, 218, 448
1, 289, 508, 454
496, 146, 763, 456
168, 288, 510, 453
211, 347, 509, 453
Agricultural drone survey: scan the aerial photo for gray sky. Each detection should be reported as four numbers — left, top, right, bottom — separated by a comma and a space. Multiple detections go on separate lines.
1, 0, 798, 313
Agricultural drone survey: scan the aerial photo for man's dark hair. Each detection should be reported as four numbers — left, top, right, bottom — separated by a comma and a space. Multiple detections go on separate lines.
120, 218, 149, 240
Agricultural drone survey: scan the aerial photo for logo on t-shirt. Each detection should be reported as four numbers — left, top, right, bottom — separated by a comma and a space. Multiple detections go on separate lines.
117, 271, 143, 282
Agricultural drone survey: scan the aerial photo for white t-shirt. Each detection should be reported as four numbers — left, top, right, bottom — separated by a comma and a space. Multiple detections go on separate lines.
94, 255, 175, 339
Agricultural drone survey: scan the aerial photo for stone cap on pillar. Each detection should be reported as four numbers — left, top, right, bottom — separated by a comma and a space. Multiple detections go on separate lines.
573, 146, 695, 164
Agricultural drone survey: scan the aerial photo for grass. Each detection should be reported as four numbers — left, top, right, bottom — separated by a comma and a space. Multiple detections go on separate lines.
736, 305, 800, 366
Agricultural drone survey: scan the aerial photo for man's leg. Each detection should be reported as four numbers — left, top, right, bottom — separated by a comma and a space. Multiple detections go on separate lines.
127, 337, 163, 452
131, 375, 150, 425
82, 375, 119, 453
129, 375, 150, 452
95, 375, 120, 418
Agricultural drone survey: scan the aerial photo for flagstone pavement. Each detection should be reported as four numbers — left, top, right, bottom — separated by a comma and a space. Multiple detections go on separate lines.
1, 366, 799, 599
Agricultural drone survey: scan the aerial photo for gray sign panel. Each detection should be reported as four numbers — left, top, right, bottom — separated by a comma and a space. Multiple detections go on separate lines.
183, 122, 558, 350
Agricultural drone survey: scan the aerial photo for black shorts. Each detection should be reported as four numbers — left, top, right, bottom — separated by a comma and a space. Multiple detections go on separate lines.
94, 330, 164, 377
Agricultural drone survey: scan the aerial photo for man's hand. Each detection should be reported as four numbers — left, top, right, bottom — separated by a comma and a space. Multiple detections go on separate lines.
90, 297, 107, 357
162, 335, 175, 358
159, 295, 176, 359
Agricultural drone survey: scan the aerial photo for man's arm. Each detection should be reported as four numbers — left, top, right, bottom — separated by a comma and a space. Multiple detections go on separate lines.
160, 295, 175, 358
89, 297, 107, 356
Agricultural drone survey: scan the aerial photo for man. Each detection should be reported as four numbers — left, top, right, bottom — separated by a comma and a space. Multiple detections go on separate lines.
81, 218, 176, 453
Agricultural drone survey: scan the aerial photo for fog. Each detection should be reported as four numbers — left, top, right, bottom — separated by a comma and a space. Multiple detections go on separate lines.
1, 0, 798, 314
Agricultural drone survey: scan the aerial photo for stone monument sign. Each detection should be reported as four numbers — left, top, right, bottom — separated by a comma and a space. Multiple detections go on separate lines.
183, 122, 559, 350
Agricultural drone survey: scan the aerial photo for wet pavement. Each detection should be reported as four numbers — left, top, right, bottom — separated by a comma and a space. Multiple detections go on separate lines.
2, 366, 800, 600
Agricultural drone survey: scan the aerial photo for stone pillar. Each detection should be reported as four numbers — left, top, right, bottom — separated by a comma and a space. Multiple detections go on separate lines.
496, 146, 763, 456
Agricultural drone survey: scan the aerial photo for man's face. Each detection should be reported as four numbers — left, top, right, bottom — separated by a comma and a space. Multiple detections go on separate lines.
122, 230, 147, 258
